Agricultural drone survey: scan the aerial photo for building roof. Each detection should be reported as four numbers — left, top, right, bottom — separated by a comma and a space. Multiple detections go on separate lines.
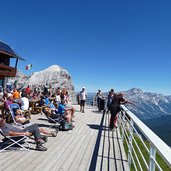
0, 40, 25, 61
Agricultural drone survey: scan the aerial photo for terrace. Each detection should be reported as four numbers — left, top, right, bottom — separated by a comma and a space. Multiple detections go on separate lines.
0, 105, 128, 171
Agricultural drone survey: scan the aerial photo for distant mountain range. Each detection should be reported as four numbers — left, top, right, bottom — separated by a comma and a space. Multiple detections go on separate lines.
124, 88, 171, 120
8, 66, 171, 120
87, 88, 171, 120
87, 89, 171, 146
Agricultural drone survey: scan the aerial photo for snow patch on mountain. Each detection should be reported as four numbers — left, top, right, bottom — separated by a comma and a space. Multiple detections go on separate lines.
124, 88, 171, 119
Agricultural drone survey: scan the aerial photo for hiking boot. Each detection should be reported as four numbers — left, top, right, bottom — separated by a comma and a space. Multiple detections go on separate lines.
51, 131, 58, 137
41, 135, 48, 142
38, 139, 46, 144
36, 142, 47, 151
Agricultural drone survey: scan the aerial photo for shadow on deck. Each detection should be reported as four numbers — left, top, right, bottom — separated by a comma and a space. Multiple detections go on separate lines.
87, 110, 128, 171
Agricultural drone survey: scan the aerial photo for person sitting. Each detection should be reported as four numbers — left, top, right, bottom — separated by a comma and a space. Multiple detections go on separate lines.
25, 85, 31, 95
2, 92, 8, 103
58, 100, 72, 123
44, 96, 55, 109
4, 95, 14, 122
0, 118, 47, 151
37, 95, 46, 107
13, 108, 58, 137
19, 91, 29, 110
41, 106, 60, 120
14, 108, 30, 125
13, 88, 21, 101
55, 91, 61, 106
44, 95, 58, 114
4, 95, 14, 111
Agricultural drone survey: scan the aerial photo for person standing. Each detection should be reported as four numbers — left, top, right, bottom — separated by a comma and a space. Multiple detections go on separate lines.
107, 89, 115, 113
95, 90, 103, 111
109, 92, 135, 130
79, 87, 87, 113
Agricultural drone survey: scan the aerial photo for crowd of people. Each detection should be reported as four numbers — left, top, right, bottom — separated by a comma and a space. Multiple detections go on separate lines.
0, 83, 135, 151
0, 84, 76, 151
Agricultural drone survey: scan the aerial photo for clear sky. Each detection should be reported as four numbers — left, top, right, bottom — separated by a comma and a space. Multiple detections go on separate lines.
0, 0, 171, 95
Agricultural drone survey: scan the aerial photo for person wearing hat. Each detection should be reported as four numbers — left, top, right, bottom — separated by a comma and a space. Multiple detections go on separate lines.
79, 87, 87, 113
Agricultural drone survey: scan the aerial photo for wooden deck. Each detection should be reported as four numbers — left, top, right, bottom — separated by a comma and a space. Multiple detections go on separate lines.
0, 105, 129, 171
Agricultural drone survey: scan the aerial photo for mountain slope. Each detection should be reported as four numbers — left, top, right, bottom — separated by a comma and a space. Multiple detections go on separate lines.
124, 88, 171, 119
8, 65, 76, 102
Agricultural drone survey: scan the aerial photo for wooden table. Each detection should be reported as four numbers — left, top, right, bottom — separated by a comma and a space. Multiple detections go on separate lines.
29, 99, 39, 114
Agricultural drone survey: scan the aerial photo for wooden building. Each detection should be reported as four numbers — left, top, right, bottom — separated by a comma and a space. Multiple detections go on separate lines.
0, 40, 25, 87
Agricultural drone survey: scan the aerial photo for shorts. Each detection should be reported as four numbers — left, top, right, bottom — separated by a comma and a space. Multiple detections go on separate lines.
80, 100, 85, 106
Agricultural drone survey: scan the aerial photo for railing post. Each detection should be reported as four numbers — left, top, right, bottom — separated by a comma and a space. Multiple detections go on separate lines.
149, 144, 156, 171
121, 110, 126, 141
128, 119, 134, 169
92, 96, 96, 107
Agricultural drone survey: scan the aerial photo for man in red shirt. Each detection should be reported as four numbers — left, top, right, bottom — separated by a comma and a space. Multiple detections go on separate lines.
25, 85, 30, 94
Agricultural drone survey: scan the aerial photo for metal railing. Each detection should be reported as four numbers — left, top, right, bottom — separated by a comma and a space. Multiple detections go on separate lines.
118, 105, 171, 171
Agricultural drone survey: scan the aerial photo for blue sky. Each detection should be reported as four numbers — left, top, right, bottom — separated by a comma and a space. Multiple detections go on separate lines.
0, 0, 171, 95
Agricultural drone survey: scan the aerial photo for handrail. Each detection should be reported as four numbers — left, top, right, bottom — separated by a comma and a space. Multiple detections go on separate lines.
119, 105, 171, 171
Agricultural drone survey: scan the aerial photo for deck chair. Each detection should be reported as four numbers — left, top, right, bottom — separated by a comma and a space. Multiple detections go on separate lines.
42, 106, 63, 129
42, 107, 74, 131
0, 128, 29, 152
8, 103, 32, 129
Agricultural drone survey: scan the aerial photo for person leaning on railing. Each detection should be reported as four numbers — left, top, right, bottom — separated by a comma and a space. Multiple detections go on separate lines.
109, 92, 135, 130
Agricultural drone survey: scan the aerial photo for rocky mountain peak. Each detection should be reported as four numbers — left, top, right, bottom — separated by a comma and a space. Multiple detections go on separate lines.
8, 65, 76, 102
127, 88, 143, 94
41, 65, 63, 73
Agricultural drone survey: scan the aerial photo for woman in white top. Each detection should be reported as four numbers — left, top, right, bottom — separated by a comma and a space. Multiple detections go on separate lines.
20, 92, 29, 110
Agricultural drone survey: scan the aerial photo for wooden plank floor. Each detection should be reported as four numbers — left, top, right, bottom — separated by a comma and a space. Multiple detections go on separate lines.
0, 105, 129, 171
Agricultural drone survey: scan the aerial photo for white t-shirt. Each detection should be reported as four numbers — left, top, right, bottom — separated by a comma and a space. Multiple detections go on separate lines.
79, 91, 87, 100
55, 95, 61, 104
20, 97, 29, 110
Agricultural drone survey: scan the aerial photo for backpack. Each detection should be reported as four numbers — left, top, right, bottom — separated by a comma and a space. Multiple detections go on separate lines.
60, 120, 73, 131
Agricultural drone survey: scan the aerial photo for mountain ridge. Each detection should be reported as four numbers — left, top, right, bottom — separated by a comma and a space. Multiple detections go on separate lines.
86, 88, 171, 120
124, 88, 171, 119
8, 65, 76, 102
